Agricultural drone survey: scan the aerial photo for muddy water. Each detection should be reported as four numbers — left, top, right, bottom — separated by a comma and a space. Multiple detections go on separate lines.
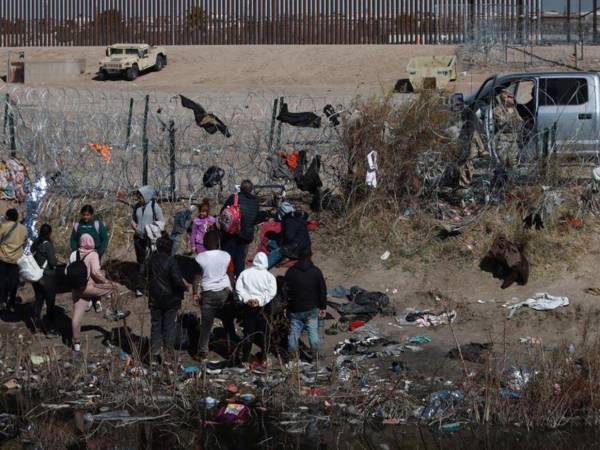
1, 392, 597, 449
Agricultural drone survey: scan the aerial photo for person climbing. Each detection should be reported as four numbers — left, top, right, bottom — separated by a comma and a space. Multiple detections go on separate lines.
70, 204, 110, 312
191, 198, 216, 255
0, 209, 27, 312
131, 186, 165, 297
170, 204, 197, 256
220, 180, 259, 277
31, 224, 59, 335
146, 236, 189, 363
267, 202, 311, 269
70, 234, 129, 352
193, 229, 236, 361
235, 252, 277, 366
284, 247, 327, 359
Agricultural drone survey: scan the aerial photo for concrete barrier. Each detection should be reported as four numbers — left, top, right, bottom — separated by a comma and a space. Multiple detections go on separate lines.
24, 58, 86, 84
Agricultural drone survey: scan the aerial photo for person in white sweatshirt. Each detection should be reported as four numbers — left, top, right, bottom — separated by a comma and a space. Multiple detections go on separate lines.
235, 252, 277, 365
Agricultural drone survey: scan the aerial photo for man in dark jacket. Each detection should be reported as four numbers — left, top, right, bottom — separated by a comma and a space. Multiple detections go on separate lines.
284, 247, 327, 356
268, 202, 311, 268
69, 205, 109, 259
221, 179, 260, 277
146, 237, 189, 361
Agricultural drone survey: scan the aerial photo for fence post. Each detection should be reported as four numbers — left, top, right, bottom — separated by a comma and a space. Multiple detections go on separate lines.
275, 96, 284, 150
268, 98, 279, 152
8, 109, 16, 158
125, 98, 134, 148
594, 0, 598, 43
168, 120, 176, 201
142, 95, 150, 186
567, 0, 571, 42
3, 94, 8, 137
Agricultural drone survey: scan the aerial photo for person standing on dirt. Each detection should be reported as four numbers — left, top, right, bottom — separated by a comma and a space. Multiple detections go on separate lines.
146, 236, 189, 363
31, 223, 59, 335
131, 186, 165, 297
0, 209, 27, 312
70, 204, 109, 260
69, 234, 129, 353
170, 204, 197, 256
235, 252, 278, 366
220, 180, 259, 277
284, 247, 327, 359
193, 230, 235, 360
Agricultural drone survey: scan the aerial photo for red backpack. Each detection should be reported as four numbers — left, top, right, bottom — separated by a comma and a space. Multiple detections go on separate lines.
219, 194, 242, 234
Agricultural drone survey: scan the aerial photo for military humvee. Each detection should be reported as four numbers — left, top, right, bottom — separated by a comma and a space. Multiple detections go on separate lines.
98, 43, 167, 81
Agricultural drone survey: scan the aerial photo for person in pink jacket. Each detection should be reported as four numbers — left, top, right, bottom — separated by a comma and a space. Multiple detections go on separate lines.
70, 234, 128, 352
190, 199, 216, 254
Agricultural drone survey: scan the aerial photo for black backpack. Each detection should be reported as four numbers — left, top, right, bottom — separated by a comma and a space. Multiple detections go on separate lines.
203, 166, 225, 188
65, 251, 89, 290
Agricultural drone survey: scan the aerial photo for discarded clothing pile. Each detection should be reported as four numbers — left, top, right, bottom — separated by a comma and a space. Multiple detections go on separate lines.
323, 104, 340, 127
270, 151, 299, 180
88, 143, 112, 162
447, 342, 493, 363
506, 292, 569, 319
0, 158, 29, 202
482, 236, 529, 289
334, 333, 404, 360
180, 95, 231, 137
420, 390, 464, 421
396, 309, 457, 328
328, 286, 390, 322
277, 103, 321, 128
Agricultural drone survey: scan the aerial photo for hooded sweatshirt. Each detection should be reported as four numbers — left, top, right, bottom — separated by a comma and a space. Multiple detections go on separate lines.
235, 252, 277, 307
69, 234, 108, 288
284, 259, 327, 313
132, 186, 165, 237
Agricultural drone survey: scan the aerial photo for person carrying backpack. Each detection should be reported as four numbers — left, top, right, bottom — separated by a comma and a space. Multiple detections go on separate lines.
220, 180, 259, 277
31, 223, 59, 335
131, 186, 165, 296
0, 209, 28, 312
146, 236, 191, 363
69, 204, 109, 259
69, 234, 129, 352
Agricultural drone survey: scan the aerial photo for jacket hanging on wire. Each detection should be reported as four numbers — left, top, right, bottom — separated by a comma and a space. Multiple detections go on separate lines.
323, 104, 340, 127
277, 103, 321, 128
180, 95, 232, 138
295, 150, 323, 195
366, 150, 378, 188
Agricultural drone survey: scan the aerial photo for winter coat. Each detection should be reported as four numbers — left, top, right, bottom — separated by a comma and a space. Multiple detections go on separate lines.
32, 240, 57, 272
146, 249, 188, 310
284, 259, 327, 313
281, 212, 311, 259
191, 216, 216, 253
0, 221, 27, 264
69, 218, 109, 256
223, 191, 259, 243
235, 252, 277, 307
132, 185, 165, 237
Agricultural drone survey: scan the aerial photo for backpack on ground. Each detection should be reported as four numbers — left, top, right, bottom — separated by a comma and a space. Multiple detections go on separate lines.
65, 251, 89, 290
73, 220, 100, 234
219, 194, 242, 235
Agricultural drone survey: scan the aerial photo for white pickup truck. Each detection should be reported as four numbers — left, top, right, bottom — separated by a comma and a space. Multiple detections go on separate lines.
98, 43, 167, 81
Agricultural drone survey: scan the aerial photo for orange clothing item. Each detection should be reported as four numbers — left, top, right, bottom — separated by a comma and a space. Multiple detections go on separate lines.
88, 143, 112, 163
277, 151, 298, 171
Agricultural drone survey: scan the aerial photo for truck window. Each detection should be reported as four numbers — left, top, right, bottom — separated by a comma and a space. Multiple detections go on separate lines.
110, 49, 123, 55
539, 78, 588, 106
126, 49, 139, 55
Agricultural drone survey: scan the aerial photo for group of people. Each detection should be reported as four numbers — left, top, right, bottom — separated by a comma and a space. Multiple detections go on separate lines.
0, 178, 328, 365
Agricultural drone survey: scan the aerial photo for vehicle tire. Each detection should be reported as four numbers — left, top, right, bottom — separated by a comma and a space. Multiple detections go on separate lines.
97, 70, 107, 81
125, 65, 139, 81
155, 55, 165, 72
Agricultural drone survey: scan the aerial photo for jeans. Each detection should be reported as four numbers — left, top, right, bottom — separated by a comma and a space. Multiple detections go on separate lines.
288, 308, 319, 353
150, 307, 178, 356
267, 240, 283, 269
33, 270, 57, 322
240, 305, 269, 362
198, 289, 231, 356
221, 234, 249, 277
0, 261, 19, 308
170, 231, 184, 256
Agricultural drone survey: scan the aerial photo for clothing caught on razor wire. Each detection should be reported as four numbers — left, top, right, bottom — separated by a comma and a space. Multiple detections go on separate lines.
277, 103, 321, 128
180, 95, 232, 138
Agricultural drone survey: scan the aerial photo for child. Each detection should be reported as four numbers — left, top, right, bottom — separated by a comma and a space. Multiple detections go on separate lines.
190, 199, 216, 255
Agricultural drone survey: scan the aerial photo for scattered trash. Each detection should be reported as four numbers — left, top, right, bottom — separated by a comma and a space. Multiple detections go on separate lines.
408, 335, 432, 345
380, 251, 391, 261
440, 422, 461, 433
482, 236, 529, 289
239, 393, 256, 405
519, 336, 542, 346
83, 410, 130, 423
214, 403, 249, 426
2, 379, 21, 391
403, 208, 414, 217
391, 361, 406, 373
500, 388, 522, 399
447, 343, 492, 364
420, 390, 464, 420
183, 366, 200, 375
398, 310, 457, 327
585, 287, 600, 296
507, 293, 569, 319
203, 397, 217, 409
349, 320, 366, 331
328, 285, 352, 298
29, 354, 49, 365
505, 367, 533, 391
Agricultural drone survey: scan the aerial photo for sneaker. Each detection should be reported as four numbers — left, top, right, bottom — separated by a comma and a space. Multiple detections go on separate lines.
85, 301, 93, 312
93, 301, 103, 313
73, 343, 81, 352
135, 290, 144, 298
112, 310, 131, 321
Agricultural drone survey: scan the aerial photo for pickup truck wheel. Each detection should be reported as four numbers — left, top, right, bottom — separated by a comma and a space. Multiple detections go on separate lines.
155, 55, 165, 72
125, 65, 139, 81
